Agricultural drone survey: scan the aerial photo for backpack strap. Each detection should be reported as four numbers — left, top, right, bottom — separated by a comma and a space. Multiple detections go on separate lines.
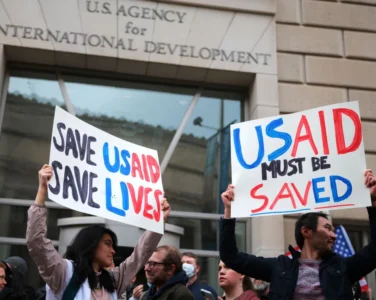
62, 268, 81, 300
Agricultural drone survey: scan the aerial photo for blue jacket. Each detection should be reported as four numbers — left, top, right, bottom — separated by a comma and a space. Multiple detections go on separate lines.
188, 280, 218, 300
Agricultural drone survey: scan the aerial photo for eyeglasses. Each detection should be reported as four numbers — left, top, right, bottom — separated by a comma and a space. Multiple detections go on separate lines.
145, 261, 166, 269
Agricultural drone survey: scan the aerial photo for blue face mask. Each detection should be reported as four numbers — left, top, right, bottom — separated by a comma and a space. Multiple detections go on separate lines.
182, 263, 195, 278
147, 282, 152, 288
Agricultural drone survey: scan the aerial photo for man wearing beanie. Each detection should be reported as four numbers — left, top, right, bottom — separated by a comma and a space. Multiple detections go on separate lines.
0, 256, 36, 300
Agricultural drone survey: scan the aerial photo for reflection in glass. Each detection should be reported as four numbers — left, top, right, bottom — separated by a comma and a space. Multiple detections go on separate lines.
63, 75, 196, 159
0, 205, 72, 240
0, 71, 65, 199
1, 71, 242, 214
167, 217, 245, 252
197, 256, 221, 295
0, 69, 244, 294
164, 93, 242, 215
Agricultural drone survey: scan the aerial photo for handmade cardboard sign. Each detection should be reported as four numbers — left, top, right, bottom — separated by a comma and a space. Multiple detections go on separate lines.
230, 101, 369, 217
48, 106, 164, 233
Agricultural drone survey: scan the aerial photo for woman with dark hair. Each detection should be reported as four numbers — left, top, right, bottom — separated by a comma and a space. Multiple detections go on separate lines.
218, 261, 259, 300
26, 165, 171, 300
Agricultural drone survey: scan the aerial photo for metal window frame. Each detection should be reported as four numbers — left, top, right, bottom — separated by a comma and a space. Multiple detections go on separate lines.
160, 88, 202, 174
56, 71, 76, 115
0, 69, 10, 134
180, 249, 219, 257
0, 236, 59, 247
0, 69, 247, 256
0, 198, 247, 222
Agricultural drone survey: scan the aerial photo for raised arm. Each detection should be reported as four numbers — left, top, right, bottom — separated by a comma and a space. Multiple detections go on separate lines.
346, 169, 376, 282
113, 199, 171, 297
220, 185, 276, 281
26, 165, 67, 294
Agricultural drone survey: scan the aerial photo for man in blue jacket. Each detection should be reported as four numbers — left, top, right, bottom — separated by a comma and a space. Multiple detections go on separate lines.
220, 169, 376, 299
181, 252, 218, 300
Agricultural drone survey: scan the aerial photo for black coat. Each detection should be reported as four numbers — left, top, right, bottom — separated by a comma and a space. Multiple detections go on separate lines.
0, 284, 36, 300
141, 271, 194, 300
220, 207, 376, 300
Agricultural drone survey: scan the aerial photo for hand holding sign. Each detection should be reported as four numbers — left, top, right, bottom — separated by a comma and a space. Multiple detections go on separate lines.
365, 169, 376, 207
39, 165, 53, 189
221, 184, 234, 218
35, 164, 53, 206
161, 198, 171, 222
36, 162, 172, 224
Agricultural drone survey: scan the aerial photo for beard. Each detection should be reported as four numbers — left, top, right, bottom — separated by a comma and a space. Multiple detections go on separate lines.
311, 233, 335, 258
148, 271, 169, 287
315, 241, 334, 258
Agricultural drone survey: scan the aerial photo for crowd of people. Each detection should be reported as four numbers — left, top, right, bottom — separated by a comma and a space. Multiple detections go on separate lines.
0, 165, 375, 299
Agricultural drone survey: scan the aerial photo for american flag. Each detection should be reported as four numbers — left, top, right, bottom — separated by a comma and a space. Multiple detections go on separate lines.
334, 225, 369, 292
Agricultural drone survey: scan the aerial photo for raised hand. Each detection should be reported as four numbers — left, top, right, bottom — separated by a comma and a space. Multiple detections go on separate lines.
365, 169, 376, 207
161, 198, 171, 222
221, 184, 235, 208
38, 164, 53, 190
35, 164, 52, 205
221, 184, 235, 218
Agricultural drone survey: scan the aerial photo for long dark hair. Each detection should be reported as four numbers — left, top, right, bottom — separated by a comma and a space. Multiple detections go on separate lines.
63, 225, 118, 293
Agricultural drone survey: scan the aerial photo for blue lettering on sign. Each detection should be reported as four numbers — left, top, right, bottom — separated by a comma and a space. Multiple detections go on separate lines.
103, 142, 131, 176
312, 175, 353, 204
312, 176, 330, 203
103, 142, 120, 173
330, 175, 352, 202
105, 178, 129, 217
233, 126, 264, 170
265, 118, 292, 161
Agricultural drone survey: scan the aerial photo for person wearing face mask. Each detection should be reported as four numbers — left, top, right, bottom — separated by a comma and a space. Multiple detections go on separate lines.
251, 279, 269, 300
181, 252, 218, 300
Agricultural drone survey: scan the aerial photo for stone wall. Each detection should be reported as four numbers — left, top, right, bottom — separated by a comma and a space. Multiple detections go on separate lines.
277, 0, 376, 221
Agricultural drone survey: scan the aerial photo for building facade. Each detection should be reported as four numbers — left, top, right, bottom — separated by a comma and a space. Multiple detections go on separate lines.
0, 0, 375, 295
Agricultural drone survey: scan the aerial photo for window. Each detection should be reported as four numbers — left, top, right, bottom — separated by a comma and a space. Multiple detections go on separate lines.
0, 70, 243, 213
168, 217, 246, 251
0, 67, 244, 289
0, 204, 72, 240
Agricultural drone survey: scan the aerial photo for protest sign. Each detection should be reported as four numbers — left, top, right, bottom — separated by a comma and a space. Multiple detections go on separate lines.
230, 101, 370, 218
48, 106, 164, 234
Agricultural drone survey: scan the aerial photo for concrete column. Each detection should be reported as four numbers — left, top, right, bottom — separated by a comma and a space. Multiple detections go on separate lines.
0, 44, 10, 238
0, 44, 6, 98
245, 73, 285, 257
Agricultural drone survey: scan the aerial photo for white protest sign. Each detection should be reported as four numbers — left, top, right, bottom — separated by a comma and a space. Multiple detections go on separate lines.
230, 101, 370, 218
48, 106, 164, 234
